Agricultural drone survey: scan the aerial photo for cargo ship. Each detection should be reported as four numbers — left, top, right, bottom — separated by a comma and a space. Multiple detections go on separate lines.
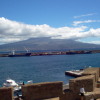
8, 49, 31, 57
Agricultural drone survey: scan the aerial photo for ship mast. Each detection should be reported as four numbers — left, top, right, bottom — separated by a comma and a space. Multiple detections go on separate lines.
12, 50, 15, 55
24, 47, 29, 53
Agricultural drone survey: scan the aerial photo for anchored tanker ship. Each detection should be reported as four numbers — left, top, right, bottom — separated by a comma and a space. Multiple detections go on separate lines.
8, 48, 31, 57
8, 52, 31, 57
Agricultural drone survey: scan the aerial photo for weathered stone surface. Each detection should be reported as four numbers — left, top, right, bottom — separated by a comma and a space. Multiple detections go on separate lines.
22, 81, 63, 100
60, 90, 76, 100
84, 88, 100, 100
0, 67, 100, 100
69, 75, 95, 93
82, 67, 99, 82
0, 87, 13, 100
96, 82, 100, 88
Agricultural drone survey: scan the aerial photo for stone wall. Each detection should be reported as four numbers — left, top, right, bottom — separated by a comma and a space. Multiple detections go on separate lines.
22, 81, 63, 100
69, 75, 95, 92
60, 74, 96, 100
60, 90, 75, 100
68, 75, 95, 100
82, 67, 100, 82
0, 87, 13, 100
0, 67, 100, 100
97, 83, 100, 88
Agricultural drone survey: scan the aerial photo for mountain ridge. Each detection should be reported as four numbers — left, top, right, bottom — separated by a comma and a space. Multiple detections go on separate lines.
0, 37, 100, 51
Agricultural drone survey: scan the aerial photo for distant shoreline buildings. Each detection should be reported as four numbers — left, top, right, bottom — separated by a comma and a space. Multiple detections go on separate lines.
0, 49, 100, 57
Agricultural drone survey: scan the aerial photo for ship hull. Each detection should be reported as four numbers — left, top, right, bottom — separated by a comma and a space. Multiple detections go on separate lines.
8, 53, 31, 57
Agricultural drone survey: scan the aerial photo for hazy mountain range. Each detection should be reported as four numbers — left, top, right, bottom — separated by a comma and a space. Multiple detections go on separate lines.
0, 37, 100, 52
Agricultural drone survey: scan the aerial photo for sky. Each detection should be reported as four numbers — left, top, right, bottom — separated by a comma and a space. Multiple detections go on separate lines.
0, 0, 100, 45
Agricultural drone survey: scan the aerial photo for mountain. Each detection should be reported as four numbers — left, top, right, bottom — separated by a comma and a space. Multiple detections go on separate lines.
0, 37, 100, 51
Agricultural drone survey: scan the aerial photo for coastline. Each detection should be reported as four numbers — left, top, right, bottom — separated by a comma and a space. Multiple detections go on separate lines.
0, 49, 100, 57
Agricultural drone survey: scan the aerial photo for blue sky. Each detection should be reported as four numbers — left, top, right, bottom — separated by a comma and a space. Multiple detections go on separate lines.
0, 0, 100, 45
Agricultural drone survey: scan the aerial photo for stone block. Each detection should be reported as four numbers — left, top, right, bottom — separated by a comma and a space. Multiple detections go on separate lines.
22, 81, 63, 100
82, 67, 99, 82
69, 75, 95, 93
0, 87, 13, 100
96, 83, 100, 88
60, 91, 76, 100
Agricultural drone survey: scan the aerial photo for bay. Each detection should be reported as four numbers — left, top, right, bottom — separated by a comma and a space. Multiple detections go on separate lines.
0, 53, 100, 86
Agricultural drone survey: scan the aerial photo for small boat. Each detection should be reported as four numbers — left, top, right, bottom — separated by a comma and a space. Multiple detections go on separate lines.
65, 69, 84, 77
3, 78, 33, 91
3, 78, 21, 91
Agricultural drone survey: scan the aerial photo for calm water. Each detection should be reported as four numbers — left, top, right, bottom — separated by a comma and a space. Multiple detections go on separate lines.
0, 53, 100, 86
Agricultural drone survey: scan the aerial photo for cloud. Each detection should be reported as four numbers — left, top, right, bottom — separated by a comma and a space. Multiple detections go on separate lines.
73, 20, 100, 26
88, 41, 100, 44
80, 40, 100, 45
0, 17, 100, 44
87, 28, 100, 37
74, 13, 96, 19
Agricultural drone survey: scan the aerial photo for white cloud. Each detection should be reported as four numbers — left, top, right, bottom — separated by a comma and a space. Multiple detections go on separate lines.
87, 28, 100, 37
74, 13, 96, 19
0, 17, 100, 44
73, 20, 100, 26
81, 40, 100, 45
89, 41, 100, 44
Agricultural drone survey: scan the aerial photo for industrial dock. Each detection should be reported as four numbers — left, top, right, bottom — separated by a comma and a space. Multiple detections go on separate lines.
0, 49, 98, 57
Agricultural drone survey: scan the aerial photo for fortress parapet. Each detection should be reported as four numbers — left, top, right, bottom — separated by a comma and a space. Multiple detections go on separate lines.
0, 87, 13, 100
22, 81, 63, 100
1, 67, 100, 100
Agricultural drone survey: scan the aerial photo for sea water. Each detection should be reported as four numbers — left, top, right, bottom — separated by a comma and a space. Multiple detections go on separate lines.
0, 53, 100, 86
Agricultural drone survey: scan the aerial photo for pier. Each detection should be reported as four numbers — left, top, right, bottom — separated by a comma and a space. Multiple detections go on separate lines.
65, 69, 84, 77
